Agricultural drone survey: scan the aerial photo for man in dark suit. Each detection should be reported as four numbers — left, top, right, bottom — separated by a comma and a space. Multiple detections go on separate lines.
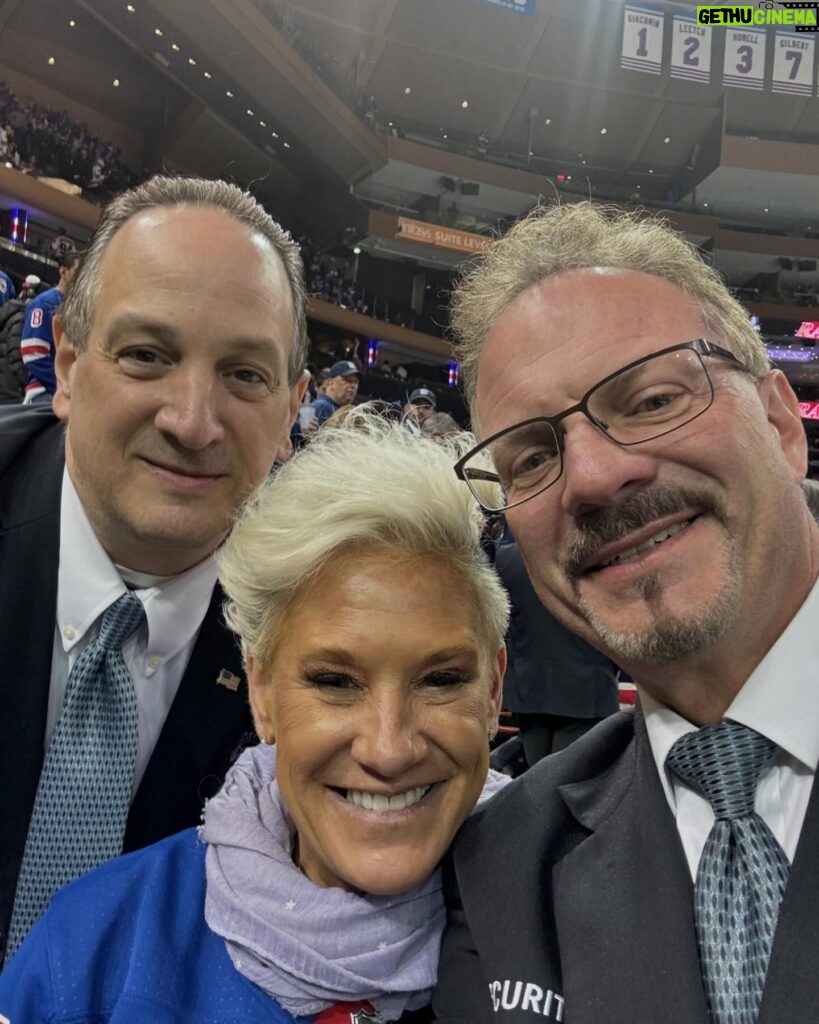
0, 175, 308, 960
494, 540, 618, 765
435, 202, 819, 1022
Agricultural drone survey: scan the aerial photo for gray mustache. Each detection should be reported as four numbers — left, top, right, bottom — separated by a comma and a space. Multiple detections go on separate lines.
563, 485, 727, 577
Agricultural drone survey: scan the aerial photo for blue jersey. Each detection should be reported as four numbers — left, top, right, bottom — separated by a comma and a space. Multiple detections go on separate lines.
0, 269, 16, 309
21, 286, 63, 398
313, 394, 341, 424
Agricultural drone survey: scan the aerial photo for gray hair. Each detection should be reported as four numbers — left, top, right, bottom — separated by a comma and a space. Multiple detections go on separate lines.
59, 175, 308, 385
421, 411, 461, 437
451, 201, 770, 411
217, 406, 510, 671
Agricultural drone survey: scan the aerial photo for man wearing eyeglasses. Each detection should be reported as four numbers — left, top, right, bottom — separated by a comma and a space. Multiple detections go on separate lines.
433, 202, 818, 1024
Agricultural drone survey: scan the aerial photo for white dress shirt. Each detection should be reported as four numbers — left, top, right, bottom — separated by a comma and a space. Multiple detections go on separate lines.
642, 576, 819, 880
46, 469, 219, 793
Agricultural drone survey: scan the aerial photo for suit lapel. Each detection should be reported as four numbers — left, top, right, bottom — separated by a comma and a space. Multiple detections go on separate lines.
0, 425, 64, 942
553, 711, 709, 1024
125, 585, 256, 848
758, 772, 819, 1024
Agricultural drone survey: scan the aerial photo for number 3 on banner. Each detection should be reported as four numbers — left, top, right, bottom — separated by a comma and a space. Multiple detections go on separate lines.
736, 44, 753, 75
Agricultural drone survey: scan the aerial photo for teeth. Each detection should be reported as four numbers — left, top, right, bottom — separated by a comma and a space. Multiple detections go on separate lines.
602, 519, 691, 569
345, 785, 431, 811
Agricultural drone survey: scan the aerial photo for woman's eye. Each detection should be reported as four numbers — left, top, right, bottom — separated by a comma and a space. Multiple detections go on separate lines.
305, 672, 358, 691
422, 670, 468, 689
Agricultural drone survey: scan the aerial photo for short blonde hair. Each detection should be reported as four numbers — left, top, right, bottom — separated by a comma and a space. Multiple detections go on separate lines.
217, 406, 510, 671
451, 201, 769, 412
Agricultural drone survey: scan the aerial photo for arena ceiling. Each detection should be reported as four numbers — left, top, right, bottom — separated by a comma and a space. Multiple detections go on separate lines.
2, 0, 819, 283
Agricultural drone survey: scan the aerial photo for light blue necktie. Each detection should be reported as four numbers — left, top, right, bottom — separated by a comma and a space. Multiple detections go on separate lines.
6, 592, 145, 960
665, 721, 790, 1024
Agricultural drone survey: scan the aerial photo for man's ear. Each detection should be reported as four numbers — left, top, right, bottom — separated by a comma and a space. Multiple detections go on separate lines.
759, 369, 807, 480
52, 318, 76, 422
246, 655, 276, 744
275, 369, 310, 463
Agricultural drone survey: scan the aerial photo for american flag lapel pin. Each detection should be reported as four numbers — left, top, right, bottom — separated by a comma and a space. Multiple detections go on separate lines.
216, 668, 241, 692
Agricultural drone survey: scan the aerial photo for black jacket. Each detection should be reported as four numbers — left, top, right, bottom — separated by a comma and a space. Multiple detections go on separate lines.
495, 542, 618, 718
0, 298, 26, 404
0, 405, 257, 962
433, 709, 819, 1023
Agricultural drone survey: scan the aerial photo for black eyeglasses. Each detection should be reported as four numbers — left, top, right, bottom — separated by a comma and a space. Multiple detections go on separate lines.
455, 340, 748, 513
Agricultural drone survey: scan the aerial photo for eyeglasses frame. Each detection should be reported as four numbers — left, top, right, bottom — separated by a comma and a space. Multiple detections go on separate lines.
454, 339, 749, 512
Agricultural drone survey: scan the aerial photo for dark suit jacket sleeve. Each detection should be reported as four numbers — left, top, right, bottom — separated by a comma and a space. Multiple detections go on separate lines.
433, 855, 496, 1023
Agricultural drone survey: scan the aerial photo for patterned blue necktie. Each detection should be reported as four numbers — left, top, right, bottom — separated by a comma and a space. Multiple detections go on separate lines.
665, 721, 790, 1024
6, 592, 145, 960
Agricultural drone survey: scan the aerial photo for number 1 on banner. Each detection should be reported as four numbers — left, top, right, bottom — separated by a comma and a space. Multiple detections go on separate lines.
621, 5, 664, 75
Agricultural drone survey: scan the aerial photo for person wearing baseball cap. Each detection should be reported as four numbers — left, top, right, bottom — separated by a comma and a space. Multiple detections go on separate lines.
313, 360, 360, 425
404, 387, 437, 427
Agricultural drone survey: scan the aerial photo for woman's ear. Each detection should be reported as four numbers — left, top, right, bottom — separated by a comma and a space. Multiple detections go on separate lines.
246, 655, 276, 744
487, 645, 507, 738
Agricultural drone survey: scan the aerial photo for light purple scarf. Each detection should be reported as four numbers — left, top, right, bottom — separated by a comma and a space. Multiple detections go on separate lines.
200, 743, 509, 1020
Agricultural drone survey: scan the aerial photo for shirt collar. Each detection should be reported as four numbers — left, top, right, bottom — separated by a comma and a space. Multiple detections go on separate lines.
58, 468, 219, 658
641, 574, 819, 809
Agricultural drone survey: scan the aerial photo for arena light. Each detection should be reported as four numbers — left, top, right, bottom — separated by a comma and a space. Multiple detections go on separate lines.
188, 57, 196, 66
171, 43, 180, 51
47, 57, 56, 66
203, 71, 211, 79
113, 79, 120, 87
226, 90, 234, 98
69, 19, 76, 27
126, 3, 135, 10
461, 99, 469, 109
154, 27, 163, 36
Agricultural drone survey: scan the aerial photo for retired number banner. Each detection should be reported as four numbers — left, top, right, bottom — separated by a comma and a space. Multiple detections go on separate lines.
670, 14, 712, 83
723, 28, 766, 90
621, 4, 665, 75
771, 32, 814, 97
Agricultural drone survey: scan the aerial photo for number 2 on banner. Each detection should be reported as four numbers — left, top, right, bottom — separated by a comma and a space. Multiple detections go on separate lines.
683, 37, 700, 66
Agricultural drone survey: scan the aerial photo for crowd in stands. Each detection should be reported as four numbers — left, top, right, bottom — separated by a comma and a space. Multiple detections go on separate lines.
299, 235, 420, 329
0, 81, 137, 201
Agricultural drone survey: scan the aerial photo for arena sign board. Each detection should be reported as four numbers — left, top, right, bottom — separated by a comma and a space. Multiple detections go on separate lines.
395, 217, 490, 255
